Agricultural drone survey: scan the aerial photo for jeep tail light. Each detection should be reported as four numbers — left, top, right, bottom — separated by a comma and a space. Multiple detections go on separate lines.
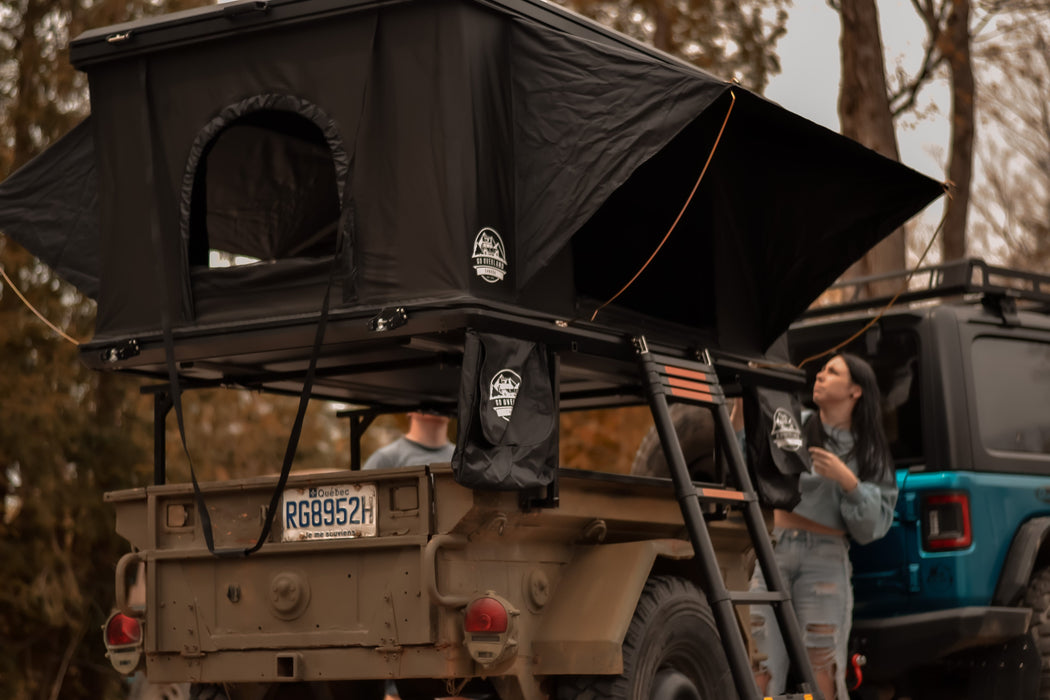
464, 596, 509, 633
105, 612, 142, 646
922, 492, 972, 551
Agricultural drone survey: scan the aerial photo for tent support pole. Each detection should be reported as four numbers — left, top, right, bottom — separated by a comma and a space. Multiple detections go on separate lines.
153, 391, 173, 486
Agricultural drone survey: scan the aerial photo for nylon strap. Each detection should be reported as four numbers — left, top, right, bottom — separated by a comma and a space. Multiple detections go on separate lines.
140, 58, 339, 557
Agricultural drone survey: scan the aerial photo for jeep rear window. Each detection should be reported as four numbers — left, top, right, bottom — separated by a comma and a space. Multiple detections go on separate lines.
972, 337, 1050, 456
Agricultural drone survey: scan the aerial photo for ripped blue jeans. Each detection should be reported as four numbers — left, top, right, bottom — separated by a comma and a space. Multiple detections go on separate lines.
750, 527, 852, 700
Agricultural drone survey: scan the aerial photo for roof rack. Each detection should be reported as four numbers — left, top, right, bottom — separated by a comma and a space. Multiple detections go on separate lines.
800, 258, 1050, 319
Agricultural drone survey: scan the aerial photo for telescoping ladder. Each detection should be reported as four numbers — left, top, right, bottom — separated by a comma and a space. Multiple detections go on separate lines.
633, 337, 819, 700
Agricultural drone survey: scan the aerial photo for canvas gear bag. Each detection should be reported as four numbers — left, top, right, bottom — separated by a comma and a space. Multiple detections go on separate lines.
742, 386, 811, 510
452, 331, 558, 490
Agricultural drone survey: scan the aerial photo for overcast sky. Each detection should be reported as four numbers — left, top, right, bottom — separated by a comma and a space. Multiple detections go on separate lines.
764, 0, 952, 256
765, 0, 948, 182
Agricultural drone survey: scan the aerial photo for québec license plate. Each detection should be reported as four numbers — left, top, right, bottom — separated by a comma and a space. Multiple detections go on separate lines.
281, 483, 378, 542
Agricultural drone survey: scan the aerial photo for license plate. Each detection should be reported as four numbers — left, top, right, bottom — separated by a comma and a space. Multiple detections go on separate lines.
281, 483, 378, 542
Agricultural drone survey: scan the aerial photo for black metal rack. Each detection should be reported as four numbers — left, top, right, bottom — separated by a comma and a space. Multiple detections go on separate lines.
801, 258, 1050, 320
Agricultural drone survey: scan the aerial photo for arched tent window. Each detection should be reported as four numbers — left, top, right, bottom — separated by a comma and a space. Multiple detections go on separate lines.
186, 105, 342, 268
179, 96, 351, 323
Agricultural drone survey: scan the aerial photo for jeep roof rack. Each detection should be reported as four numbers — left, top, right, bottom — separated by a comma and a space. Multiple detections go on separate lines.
800, 258, 1050, 320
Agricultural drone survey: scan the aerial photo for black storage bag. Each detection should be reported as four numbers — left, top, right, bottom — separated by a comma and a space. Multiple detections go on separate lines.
452, 331, 558, 490
742, 386, 811, 510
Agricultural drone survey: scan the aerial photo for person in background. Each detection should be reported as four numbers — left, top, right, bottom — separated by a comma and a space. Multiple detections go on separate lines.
363, 410, 455, 471
739, 353, 897, 700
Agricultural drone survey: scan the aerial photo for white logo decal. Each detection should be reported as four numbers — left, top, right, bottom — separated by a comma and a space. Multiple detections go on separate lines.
472, 228, 508, 283
770, 408, 803, 452
488, 369, 521, 421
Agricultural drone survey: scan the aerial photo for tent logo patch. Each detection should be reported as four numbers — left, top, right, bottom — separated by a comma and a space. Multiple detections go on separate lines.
488, 368, 521, 421
472, 228, 507, 283
770, 408, 803, 452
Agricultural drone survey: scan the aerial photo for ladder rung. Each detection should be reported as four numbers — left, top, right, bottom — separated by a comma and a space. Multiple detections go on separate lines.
644, 349, 717, 375
695, 485, 750, 503
730, 590, 790, 604
662, 363, 716, 382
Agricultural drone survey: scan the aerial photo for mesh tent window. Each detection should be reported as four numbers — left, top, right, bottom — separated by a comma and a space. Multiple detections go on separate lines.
182, 97, 348, 270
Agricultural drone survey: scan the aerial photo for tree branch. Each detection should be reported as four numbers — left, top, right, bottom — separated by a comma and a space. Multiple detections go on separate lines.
889, 34, 945, 117
47, 622, 85, 700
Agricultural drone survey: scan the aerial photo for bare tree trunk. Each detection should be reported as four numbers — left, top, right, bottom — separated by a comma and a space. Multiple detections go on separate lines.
837, 0, 906, 298
12, 0, 46, 170
651, 0, 673, 53
940, 0, 974, 261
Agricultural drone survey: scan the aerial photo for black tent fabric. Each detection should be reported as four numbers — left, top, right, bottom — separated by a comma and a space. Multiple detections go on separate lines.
0, 119, 99, 299
0, 0, 943, 356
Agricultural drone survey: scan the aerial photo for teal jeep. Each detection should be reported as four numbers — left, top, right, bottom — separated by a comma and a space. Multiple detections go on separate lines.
788, 259, 1050, 699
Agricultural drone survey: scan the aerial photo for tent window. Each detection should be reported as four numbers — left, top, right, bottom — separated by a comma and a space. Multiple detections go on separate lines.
188, 109, 340, 268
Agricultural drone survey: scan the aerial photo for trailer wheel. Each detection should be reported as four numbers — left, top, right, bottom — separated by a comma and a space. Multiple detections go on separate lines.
556, 576, 736, 700
1025, 566, 1050, 698
630, 405, 717, 483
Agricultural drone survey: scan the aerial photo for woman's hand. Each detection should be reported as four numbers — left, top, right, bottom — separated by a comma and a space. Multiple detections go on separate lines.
808, 446, 860, 492
729, 397, 744, 432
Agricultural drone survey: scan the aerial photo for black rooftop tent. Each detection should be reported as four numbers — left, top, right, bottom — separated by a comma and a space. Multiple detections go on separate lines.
0, 0, 943, 406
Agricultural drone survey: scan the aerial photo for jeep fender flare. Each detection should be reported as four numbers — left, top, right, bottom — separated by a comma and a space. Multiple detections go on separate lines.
993, 516, 1050, 606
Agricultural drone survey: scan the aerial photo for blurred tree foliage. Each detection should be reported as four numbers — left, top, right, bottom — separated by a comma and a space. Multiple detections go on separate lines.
555, 0, 790, 92
0, 0, 161, 689
162, 389, 350, 483
560, 407, 653, 474
971, 5, 1050, 271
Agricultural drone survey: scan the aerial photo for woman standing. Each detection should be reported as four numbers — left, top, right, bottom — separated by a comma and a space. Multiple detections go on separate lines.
745, 353, 898, 700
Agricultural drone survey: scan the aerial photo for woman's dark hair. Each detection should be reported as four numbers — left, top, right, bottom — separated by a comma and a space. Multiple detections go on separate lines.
805, 352, 894, 485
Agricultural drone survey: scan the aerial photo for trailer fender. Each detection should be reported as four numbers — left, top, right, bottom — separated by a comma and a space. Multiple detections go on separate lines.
531, 539, 693, 676
993, 516, 1050, 606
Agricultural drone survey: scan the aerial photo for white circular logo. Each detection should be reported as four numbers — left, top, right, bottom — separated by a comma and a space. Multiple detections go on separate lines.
488, 368, 521, 421
472, 228, 508, 284
770, 408, 803, 452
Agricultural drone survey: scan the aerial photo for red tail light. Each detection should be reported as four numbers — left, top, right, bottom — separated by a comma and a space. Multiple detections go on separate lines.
922, 492, 972, 551
464, 597, 509, 633
105, 613, 142, 646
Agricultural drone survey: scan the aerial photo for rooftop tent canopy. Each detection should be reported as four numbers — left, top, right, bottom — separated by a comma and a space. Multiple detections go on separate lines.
0, 119, 100, 299
567, 87, 943, 353
0, 0, 943, 356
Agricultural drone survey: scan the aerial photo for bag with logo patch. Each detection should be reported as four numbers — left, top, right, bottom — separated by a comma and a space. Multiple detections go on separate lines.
741, 386, 811, 510
452, 331, 558, 490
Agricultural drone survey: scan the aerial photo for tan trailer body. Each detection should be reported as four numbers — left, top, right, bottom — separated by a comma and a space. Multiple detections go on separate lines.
108, 464, 758, 698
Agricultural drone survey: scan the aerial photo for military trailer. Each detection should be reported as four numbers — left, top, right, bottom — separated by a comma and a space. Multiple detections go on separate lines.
0, 0, 942, 697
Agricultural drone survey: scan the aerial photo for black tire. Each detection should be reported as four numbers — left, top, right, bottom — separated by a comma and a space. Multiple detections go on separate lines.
630, 405, 717, 483
556, 575, 736, 700
1025, 566, 1050, 698
189, 685, 229, 700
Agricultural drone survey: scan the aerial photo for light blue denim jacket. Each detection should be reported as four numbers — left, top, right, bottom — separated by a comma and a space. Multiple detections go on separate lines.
738, 411, 898, 545
793, 421, 897, 545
